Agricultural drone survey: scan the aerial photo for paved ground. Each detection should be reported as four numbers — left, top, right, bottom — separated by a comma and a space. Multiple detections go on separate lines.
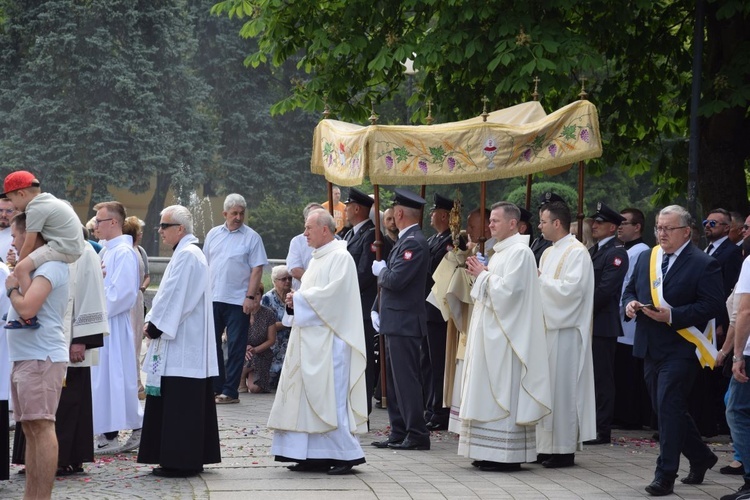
0, 393, 745, 499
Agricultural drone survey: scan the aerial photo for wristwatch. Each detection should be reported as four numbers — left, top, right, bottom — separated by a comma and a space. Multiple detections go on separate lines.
6, 286, 19, 298
246, 295, 255, 300
733, 355, 742, 363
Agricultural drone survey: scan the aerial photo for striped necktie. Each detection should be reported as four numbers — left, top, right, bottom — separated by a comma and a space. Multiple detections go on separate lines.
662, 252, 672, 276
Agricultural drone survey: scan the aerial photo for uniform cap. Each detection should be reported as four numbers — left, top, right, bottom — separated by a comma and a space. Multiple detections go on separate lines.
430, 192, 454, 212
590, 201, 626, 225
344, 187, 374, 208
392, 188, 426, 209
538, 192, 565, 207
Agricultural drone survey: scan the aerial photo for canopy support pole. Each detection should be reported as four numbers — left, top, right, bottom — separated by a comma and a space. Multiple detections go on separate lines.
373, 185, 387, 408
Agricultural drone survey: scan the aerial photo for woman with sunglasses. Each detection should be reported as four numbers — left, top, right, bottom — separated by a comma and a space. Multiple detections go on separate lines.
262, 265, 293, 390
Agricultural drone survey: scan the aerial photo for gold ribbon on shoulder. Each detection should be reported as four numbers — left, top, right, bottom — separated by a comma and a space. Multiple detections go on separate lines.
648, 247, 717, 368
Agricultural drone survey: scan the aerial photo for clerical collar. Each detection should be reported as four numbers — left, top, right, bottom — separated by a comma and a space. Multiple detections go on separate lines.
624, 237, 645, 250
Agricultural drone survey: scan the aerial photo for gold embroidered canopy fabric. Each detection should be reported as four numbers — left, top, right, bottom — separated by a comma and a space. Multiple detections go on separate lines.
311, 100, 603, 186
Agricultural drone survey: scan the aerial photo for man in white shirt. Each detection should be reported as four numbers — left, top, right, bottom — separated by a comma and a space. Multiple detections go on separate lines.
0, 199, 15, 264
203, 194, 268, 404
727, 257, 750, 500
286, 203, 322, 290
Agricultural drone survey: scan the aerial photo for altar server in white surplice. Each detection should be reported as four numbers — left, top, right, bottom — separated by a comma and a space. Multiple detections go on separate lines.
90, 201, 142, 454
536, 200, 596, 469
138, 205, 221, 478
458, 202, 552, 472
268, 209, 368, 476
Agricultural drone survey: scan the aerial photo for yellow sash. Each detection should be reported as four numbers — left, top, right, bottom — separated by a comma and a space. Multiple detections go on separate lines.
649, 247, 717, 368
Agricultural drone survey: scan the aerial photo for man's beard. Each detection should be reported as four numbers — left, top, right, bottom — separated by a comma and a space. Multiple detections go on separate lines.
0, 222, 8, 230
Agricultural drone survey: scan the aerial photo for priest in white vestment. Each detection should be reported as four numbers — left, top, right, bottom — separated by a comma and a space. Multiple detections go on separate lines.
90, 201, 142, 453
428, 207, 494, 434
268, 209, 367, 476
458, 202, 552, 471
138, 205, 221, 478
536, 201, 596, 468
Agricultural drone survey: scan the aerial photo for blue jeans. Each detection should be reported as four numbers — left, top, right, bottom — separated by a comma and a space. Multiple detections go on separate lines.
726, 386, 743, 463
726, 356, 750, 482
212, 302, 250, 399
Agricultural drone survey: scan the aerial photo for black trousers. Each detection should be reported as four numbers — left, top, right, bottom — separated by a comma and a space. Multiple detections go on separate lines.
592, 336, 617, 436
384, 335, 429, 443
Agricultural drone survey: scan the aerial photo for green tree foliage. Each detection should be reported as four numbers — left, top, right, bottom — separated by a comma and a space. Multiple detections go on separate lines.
0, 0, 216, 255
190, 0, 319, 205
212, 0, 750, 216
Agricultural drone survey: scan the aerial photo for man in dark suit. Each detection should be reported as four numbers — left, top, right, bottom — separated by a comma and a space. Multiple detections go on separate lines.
584, 202, 628, 445
696, 208, 744, 437
423, 193, 454, 431
530, 192, 564, 264
344, 188, 389, 416
370, 189, 431, 450
623, 204, 724, 496
705, 208, 743, 319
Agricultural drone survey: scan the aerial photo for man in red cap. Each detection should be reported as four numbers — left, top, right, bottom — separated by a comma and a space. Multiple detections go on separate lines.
1, 170, 84, 329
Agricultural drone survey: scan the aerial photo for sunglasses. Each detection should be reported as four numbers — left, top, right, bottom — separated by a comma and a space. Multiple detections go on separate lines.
157, 222, 181, 230
703, 219, 727, 228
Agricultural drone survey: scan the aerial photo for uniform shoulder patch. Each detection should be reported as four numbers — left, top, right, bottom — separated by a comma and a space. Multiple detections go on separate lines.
613, 257, 623, 267
404, 250, 413, 260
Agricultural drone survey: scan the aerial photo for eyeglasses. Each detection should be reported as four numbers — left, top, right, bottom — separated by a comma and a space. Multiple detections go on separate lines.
158, 222, 181, 230
0, 209, 14, 214
703, 219, 727, 228
94, 218, 113, 226
275, 277, 293, 281
654, 225, 688, 234
619, 222, 635, 226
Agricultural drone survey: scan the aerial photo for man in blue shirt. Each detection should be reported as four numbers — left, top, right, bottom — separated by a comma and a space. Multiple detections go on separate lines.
5, 212, 69, 499
203, 194, 268, 404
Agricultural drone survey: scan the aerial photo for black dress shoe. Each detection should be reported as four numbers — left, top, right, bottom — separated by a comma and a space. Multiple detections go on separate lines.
681, 453, 718, 484
532, 453, 552, 464
426, 421, 449, 431
645, 478, 675, 496
152, 467, 202, 478
388, 438, 430, 450
327, 465, 354, 475
478, 461, 521, 472
583, 434, 611, 445
287, 461, 332, 472
541, 454, 575, 469
372, 439, 402, 449
471, 460, 493, 468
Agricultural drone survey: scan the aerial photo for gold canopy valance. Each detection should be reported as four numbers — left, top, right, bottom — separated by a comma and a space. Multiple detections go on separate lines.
311, 100, 603, 186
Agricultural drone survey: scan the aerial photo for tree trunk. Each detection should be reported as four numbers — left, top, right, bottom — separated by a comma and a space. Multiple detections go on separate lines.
698, 5, 750, 217
143, 173, 171, 257
697, 107, 750, 216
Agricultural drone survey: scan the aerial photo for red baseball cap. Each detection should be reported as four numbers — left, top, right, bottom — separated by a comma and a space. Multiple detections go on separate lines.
1, 170, 40, 198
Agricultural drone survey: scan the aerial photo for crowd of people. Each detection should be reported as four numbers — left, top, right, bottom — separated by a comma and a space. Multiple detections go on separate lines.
3, 170, 750, 500
276, 185, 750, 500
